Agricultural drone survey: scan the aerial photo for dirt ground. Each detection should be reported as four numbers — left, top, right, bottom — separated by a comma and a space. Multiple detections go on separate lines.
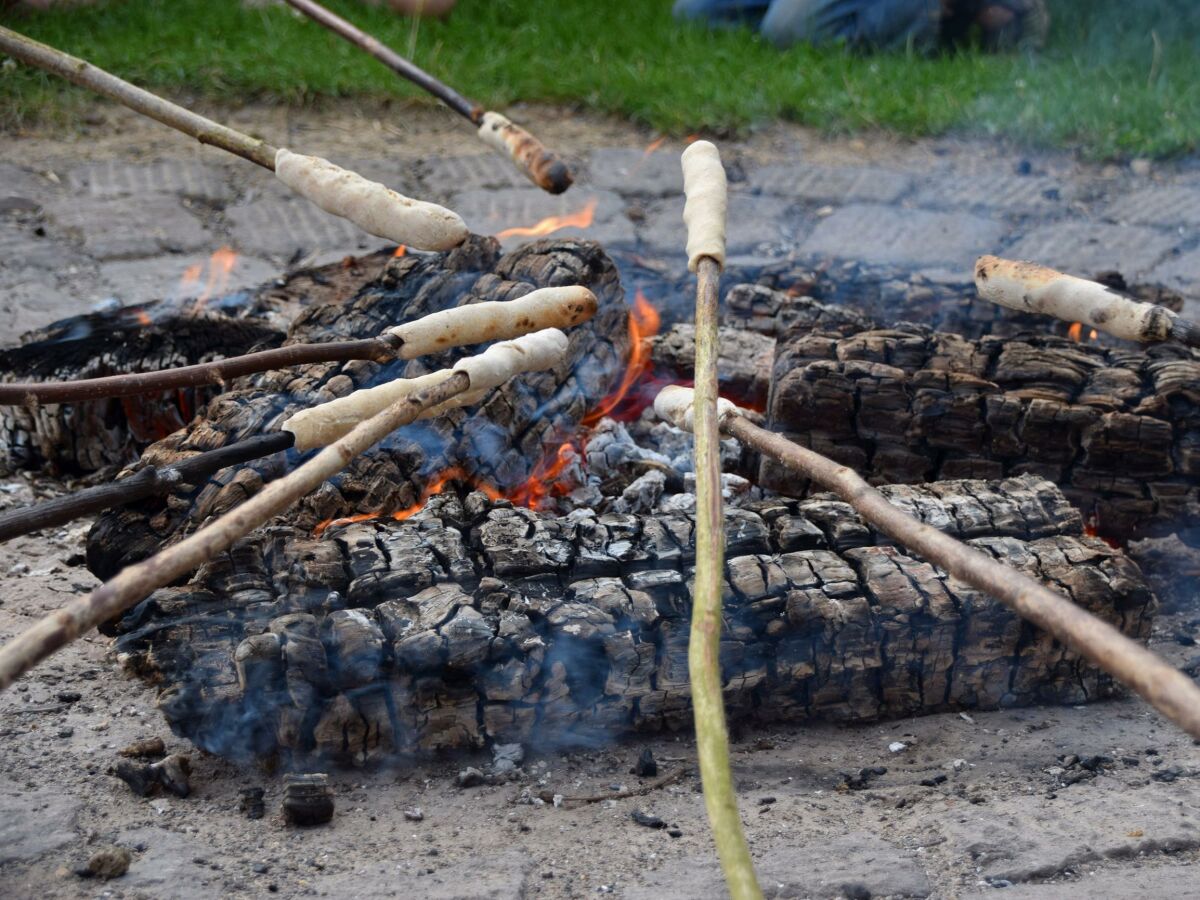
2, 105, 1199, 899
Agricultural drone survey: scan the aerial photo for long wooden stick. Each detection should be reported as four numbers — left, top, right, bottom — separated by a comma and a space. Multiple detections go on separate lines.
659, 390, 1200, 741
0, 432, 295, 544
281, 0, 574, 194
0, 25, 468, 250
681, 142, 762, 900
0, 286, 596, 405
0, 25, 276, 168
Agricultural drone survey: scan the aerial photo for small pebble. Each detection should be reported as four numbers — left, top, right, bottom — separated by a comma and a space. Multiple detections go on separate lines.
79, 845, 131, 880
404, 807, 424, 822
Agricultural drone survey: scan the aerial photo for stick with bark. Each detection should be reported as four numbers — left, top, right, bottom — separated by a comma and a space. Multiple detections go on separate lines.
680, 142, 763, 900
975, 255, 1200, 348
282, 0, 572, 194
0, 329, 569, 692
0, 25, 466, 250
0, 286, 596, 405
656, 385, 1200, 742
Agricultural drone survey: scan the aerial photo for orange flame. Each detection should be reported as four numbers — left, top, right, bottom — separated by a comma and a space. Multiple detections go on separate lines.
497, 197, 597, 240
582, 290, 661, 427
1068, 322, 1083, 341
393, 244, 407, 258
642, 136, 666, 157
504, 441, 580, 511
185, 246, 240, 314
134, 309, 152, 326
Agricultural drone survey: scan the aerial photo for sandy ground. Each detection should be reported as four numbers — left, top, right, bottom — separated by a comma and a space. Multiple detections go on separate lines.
1, 106, 1199, 899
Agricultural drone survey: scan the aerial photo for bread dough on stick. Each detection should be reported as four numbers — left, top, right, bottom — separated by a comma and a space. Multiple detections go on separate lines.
274, 148, 468, 251
284, 329, 569, 450
680, 140, 727, 273
476, 111, 573, 194
388, 286, 596, 359
975, 255, 1180, 343
653, 384, 740, 431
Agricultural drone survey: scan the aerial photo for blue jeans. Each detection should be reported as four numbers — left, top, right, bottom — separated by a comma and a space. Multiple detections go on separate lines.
673, 0, 942, 49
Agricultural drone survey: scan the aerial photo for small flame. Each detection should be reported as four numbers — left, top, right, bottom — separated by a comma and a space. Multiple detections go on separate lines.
393, 245, 407, 258
1068, 322, 1083, 341
1089, 328, 1099, 340
187, 246, 240, 314
582, 289, 661, 427
496, 198, 597, 240
642, 136, 666, 157
134, 309, 152, 326
504, 441, 581, 511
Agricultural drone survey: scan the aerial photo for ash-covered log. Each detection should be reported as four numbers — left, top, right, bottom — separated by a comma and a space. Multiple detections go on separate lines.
759, 295, 1200, 542
111, 475, 1154, 765
0, 249, 395, 474
88, 237, 629, 580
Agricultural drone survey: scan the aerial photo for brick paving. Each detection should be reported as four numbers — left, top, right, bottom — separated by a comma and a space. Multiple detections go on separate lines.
3, 132, 1200, 345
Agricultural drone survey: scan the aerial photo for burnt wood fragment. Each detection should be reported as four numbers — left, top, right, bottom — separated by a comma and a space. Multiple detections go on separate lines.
87, 237, 629, 580
112, 475, 1155, 765
760, 295, 1200, 542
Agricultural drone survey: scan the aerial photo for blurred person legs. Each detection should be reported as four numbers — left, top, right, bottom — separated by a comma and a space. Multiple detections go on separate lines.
672, 0, 773, 27
941, 0, 1050, 50
760, 0, 941, 49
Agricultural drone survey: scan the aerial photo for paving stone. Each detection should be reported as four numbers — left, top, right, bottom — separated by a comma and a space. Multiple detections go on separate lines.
749, 163, 913, 204
0, 788, 81, 863
317, 850, 532, 899
1148, 245, 1200, 300
1100, 185, 1200, 228
934, 782, 1200, 883
585, 148, 686, 197
449, 187, 634, 250
66, 159, 235, 203
99, 252, 278, 307
0, 163, 63, 209
0, 224, 74, 284
961, 864, 1199, 899
911, 172, 1078, 214
626, 832, 931, 899
1005, 221, 1177, 277
110, 827, 217, 900
423, 154, 532, 199
800, 204, 1006, 269
638, 194, 799, 260
42, 194, 211, 260
226, 195, 386, 261
0, 277, 96, 344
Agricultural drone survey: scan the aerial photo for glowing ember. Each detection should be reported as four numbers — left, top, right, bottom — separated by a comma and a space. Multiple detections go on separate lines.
496, 198, 597, 240
1068, 322, 1083, 341
393, 244, 407, 258
504, 441, 581, 511
582, 289, 662, 426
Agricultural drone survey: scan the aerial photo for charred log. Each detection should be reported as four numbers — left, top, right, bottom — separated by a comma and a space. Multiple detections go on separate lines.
111, 475, 1155, 765
650, 323, 775, 410
0, 249, 395, 475
759, 295, 1200, 542
88, 238, 629, 580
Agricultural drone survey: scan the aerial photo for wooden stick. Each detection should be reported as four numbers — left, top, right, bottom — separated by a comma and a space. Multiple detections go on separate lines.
0, 432, 295, 544
680, 142, 762, 900
0, 286, 596, 405
0, 329, 569, 691
281, 0, 573, 194
0, 25, 467, 249
0, 25, 276, 168
975, 255, 1200, 348
659, 386, 1200, 742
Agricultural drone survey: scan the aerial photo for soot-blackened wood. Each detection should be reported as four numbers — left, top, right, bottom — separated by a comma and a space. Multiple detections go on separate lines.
759, 293, 1200, 542
110, 475, 1155, 765
0, 250, 393, 475
88, 238, 629, 580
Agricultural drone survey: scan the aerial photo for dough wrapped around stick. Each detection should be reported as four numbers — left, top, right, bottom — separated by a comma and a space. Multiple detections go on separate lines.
275, 148, 468, 251
284, 328, 569, 450
681, 140, 728, 273
477, 112, 573, 194
975, 255, 1200, 347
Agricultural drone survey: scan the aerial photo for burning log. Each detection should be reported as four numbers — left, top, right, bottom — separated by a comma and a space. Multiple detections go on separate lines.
282, 0, 572, 194
86, 237, 629, 579
759, 296, 1200, 542
107, 475, 1152, 764
0, 26, 466, 250
659, 385, 1200, 741
0, 330, 571, 692
976, 255, 1200, 349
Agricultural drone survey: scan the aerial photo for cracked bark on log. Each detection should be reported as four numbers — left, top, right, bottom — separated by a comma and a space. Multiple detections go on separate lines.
759, 296, 1200, 542
110, 475, 1154, 765
87, 237, 629, 580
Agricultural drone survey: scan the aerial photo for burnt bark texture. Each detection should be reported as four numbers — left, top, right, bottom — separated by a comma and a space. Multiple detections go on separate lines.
111, 475, 1155, 765
87, 238, 629, 580
759, 293, 1200, 542
651, 323, 775, 410
0, 249, 395, 475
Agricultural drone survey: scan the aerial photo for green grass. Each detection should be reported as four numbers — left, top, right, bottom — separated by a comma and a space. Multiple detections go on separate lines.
1, 0, 1198, 158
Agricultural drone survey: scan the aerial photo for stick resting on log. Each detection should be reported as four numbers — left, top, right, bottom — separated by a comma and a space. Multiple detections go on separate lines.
0, 330, 569, 692
109, 474, 1150, 764
657, 385, 1200, 741
0, 286, 595, 405
975, 255, 1200, 348
282, 0, 573, 194
0, 25, 467, 250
